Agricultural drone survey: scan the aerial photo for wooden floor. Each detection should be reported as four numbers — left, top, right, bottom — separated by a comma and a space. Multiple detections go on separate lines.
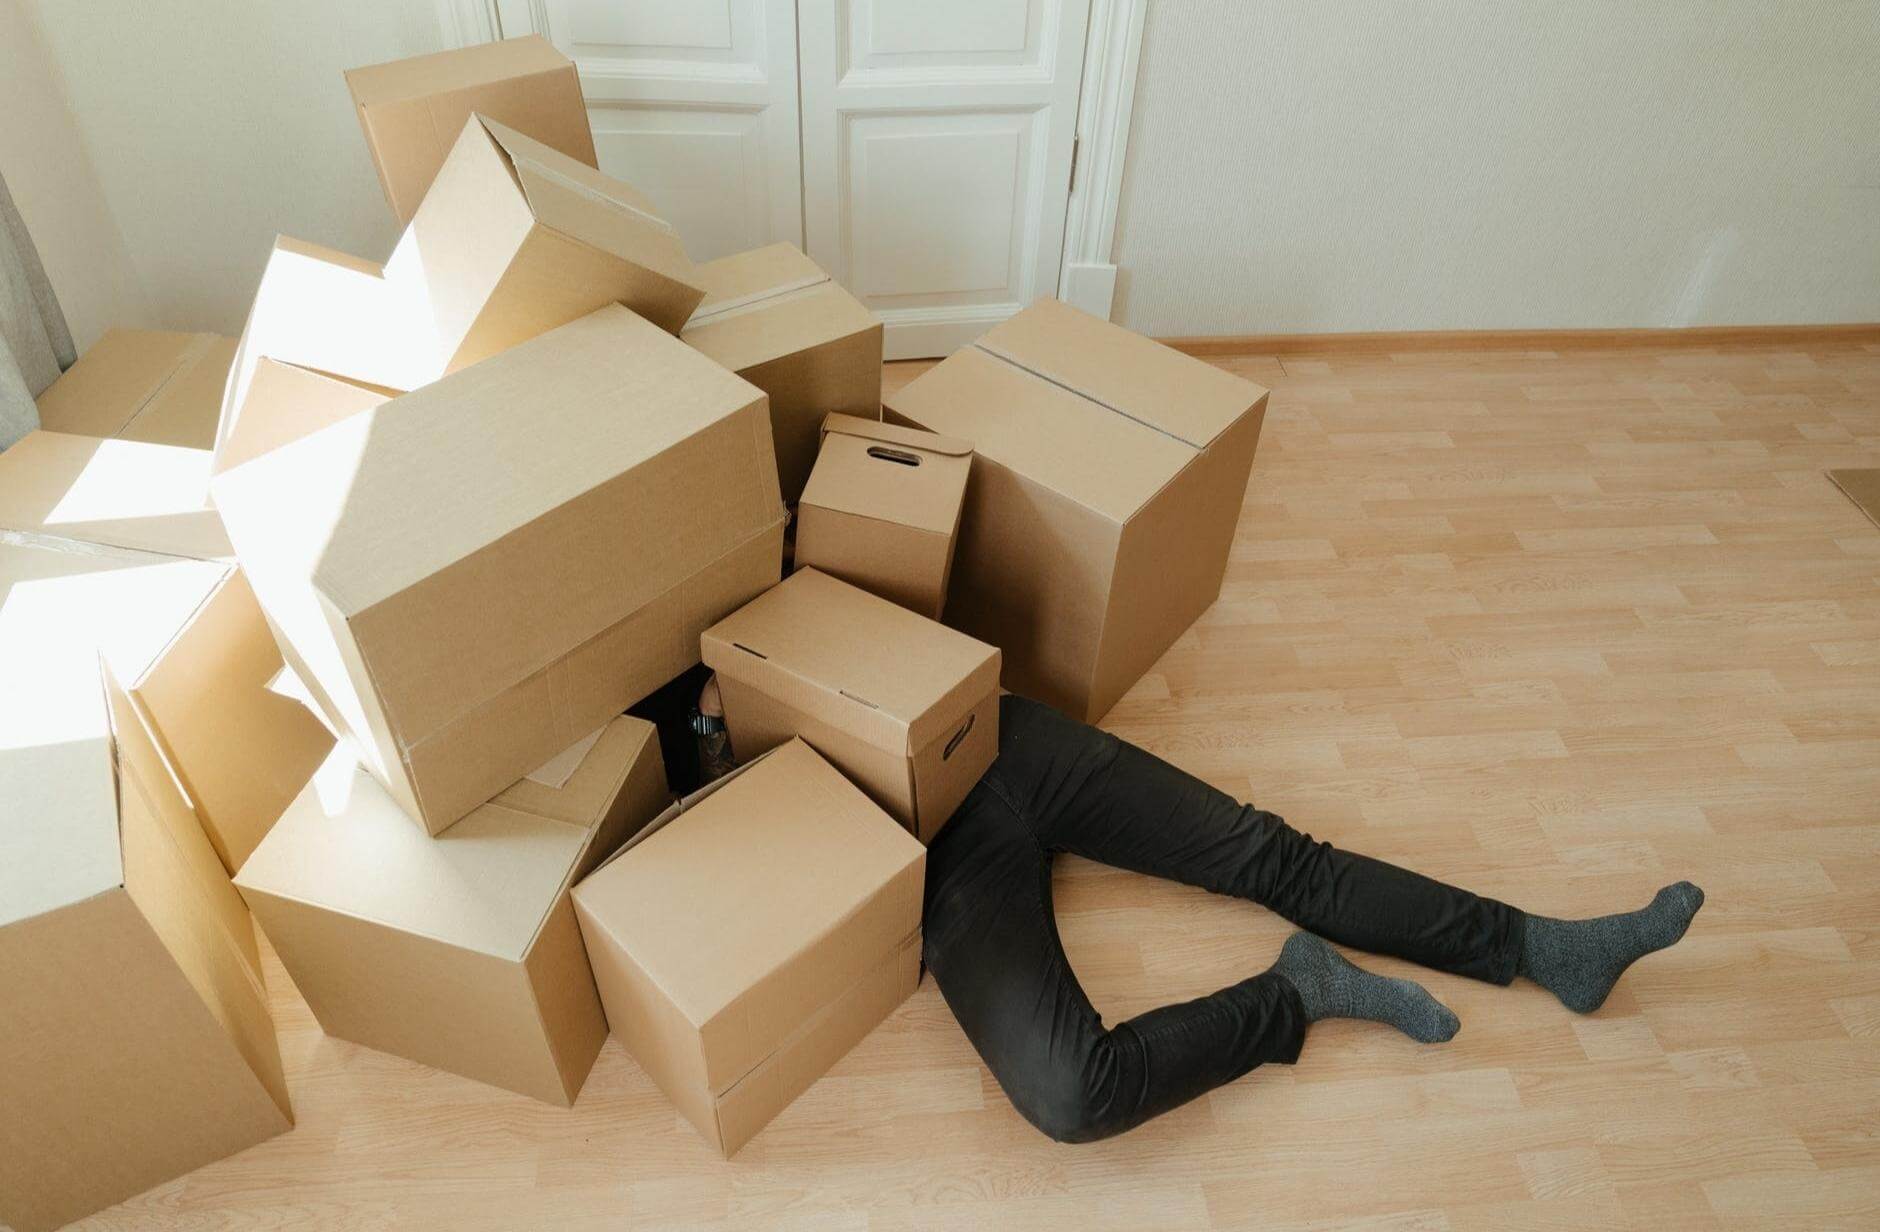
83, 341, 1880, 1230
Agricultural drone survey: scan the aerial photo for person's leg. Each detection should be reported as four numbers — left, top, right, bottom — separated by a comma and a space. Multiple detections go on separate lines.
924, 778, 1454, 1143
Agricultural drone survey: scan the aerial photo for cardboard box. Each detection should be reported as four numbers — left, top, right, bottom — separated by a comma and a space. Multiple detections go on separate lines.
0, 431, 335, 873
215, 114, 701, 472
701, 568, 999, 843
212, 305, 785, 835
683, 243, 882, 502
0, 539, 292, 1232
34, 328, 237, 450
884, 297, 1269, 722
571, 739, 924, 1156
346, 35, 597, 225
236, 715, 667, 1105
795, 413, 971, 618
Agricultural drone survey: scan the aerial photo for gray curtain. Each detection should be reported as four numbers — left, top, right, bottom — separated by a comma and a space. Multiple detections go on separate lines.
1, 170, 75, 448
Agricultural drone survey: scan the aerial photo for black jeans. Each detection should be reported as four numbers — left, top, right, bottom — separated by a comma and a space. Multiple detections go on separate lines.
923, 696, 1526, 1143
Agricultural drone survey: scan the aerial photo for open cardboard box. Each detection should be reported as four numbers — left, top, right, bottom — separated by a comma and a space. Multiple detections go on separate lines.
35, 328, 236, 450
571, 738, 924, 1156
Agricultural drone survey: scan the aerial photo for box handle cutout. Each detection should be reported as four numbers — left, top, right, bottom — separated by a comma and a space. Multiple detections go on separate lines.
943, 712, 976, 760
732, 642, 768, 660
867, 445, 922, 468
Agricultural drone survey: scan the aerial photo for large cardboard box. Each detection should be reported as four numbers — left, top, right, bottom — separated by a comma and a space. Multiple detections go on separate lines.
795, 413, 971, 619
236, 715, 667, 1105
346, 35, 597, 225
0, 539, 292, 1232
212, 305, 786, 835
884, 297, 1269, 722
215, 114, 701, 472
34, 328, 237, 450
571, 739, 924, 1156
0, 431, 335, 872
702, 568, 999, 843
683, 243, 882, 502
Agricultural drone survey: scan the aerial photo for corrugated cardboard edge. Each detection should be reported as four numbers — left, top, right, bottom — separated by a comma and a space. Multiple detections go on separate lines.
684, 271, 831, 328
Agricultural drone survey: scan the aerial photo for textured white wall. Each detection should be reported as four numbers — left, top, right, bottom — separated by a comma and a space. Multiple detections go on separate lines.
1111, 1, 1880, 336
26, 0, 447, 334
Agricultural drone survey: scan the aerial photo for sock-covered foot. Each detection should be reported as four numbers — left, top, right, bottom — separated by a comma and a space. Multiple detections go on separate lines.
1273, 932, 1460, 1043
1519, 881, 1705, 1014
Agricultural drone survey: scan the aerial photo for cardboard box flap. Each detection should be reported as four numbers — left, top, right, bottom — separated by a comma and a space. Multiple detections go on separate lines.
975, 297, 1265, 451
803, 415, 972, 535
570, 740, 923, 1032
0, 431, 232, 562
492, 714, 661, 829
35, 329, 218, 440
121, 334, 238, 450
687, 243, 829, 323
886, 344, 1191, 525
344, 35, 574, 105
700, 568, 999, 755
214, 358, 394, 476
821, 413, 971, 459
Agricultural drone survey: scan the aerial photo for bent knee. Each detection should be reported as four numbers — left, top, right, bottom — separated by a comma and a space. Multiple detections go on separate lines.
1006, 1052, 1127, 1144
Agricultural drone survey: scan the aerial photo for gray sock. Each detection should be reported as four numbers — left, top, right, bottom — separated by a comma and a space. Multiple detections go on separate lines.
1519, 881, 1705, 1014
1273, 932, 1460, 1044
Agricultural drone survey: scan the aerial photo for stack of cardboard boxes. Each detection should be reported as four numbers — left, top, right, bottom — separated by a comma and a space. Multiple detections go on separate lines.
1, 34, 1268, 1230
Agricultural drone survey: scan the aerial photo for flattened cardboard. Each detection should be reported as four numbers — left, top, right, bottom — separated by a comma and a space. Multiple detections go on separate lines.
571, 739, 924, 1155
701, 568, 999, 843
34, 328, 235, 450
885, 297, 1269, 722
346, 35, 597, 224
236, 716, 666, 1105
0, 541, 292, 1232
213, 305, 785, 834
0, 429, 230, 561
684, 243, 883, 502
795, 413, 971, 618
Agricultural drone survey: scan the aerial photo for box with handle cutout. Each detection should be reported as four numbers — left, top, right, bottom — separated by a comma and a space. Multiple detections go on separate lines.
701, 568, 999, 845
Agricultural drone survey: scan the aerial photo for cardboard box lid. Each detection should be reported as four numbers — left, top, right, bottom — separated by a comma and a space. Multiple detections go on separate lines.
802, 414, 971, 535
35, 329, 230, 445
701, 568, 999, 755
0, 540, 228, 929
571, 737, 923, 1034
120, 335, 238, 450
236, 716, 653, 962
0, 431, 232, 561
344, 34, 575, 105
885, 298, 1267, 525
682, 244, 879, 375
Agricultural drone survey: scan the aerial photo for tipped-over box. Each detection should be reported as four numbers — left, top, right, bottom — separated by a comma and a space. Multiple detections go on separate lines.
212, 305, 785, 835
0, 540, 292, 1232
795, 413, 971, 619
683, 243, 882, 502
346, 35, 597, 224
0, 431, 335, 873
885, 297, 1269, 722
34, 328, 236, 450
236, 715, 667, 1105
572, 738, 924, 1156
702, 568, 999, 843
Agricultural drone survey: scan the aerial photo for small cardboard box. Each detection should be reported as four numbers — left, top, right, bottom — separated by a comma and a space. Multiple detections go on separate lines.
346, 35, 597, 225
885, 297, 1270, 722
683, 243, 882, 502
236, 715, 667, 1105
701, 568, 999, 843
0, 431, 335, 873
0, 540, 293, 1232
216, 115, 701, 472
571, 738, 924, 1156
212, 305, 785, 835
795, 413, 971, 619
34, 328, 236, 450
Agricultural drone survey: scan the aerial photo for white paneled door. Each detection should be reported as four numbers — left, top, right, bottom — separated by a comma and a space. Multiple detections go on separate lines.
501, 0, 805, 262
798, 0, 1092, 357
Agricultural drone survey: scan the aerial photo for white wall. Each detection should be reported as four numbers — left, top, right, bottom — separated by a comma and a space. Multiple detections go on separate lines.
25, 0, 449, 335
1111, 0, 1880, 336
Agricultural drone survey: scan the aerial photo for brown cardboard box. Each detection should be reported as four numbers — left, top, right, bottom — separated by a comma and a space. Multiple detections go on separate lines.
885, 297, 1269, 722
0, 540, 292, 1232
236, 715, 667, 1105
571, 739, 924, 1156
0, 431, 335, 873
212, 305, 785, 835
34, 328, 237, 450
215, 114, 701, 473
795, 413, 971, 618
346, 35, 597, 225
701, 568, 999, 843
683, 243, 883, 502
